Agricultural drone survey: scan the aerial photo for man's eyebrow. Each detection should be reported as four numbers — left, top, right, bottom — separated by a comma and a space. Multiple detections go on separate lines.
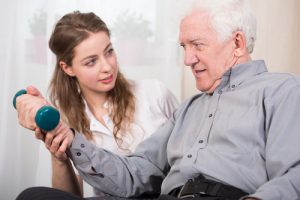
180, 37, 205, 45
179, 38, 205, 47
191, 37, 205, 43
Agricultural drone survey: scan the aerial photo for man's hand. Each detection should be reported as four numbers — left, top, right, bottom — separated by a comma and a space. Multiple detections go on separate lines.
16, 86, 74, 161
16, 86, 48, 130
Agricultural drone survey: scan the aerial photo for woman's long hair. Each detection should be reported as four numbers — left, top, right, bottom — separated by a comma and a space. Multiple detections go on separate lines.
48, 11, 135, 142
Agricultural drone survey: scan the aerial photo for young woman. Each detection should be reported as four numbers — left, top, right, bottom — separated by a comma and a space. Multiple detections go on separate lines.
32, 11, 178, 197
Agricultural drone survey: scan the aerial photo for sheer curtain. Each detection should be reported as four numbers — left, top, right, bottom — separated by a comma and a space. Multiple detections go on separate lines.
0, 0, 186, 199
1, 0, 300, 199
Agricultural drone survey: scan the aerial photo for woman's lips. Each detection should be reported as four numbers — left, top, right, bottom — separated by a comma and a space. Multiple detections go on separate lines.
99, 75, 113, 84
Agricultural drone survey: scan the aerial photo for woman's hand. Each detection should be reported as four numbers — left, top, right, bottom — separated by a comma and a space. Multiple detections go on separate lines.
43, 122, 75, 162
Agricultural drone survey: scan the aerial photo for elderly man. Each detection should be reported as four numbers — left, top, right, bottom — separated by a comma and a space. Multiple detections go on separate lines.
16, 0, 300, 200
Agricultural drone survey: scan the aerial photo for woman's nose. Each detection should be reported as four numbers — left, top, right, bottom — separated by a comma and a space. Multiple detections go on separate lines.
99, 58, 112, 72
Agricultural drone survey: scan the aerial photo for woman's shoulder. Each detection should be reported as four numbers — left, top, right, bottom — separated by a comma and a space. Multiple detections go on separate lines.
129, 79, 165, 90
129, 79, 172, 98
129, 79, 179, 109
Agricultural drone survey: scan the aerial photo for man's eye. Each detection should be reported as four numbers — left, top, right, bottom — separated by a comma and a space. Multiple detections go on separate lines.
193, 43, 204, 50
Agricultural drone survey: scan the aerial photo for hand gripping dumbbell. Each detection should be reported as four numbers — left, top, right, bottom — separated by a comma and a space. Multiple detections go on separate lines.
13, 89, 60, 131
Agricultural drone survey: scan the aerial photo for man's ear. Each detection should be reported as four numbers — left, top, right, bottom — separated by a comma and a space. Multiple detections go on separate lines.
232, 31, 247, 57
59, 61, 75, 77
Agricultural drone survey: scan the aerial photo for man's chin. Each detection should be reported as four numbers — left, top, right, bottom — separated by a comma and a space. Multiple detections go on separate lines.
196, 85, 215, 94
196, 85, 206, 93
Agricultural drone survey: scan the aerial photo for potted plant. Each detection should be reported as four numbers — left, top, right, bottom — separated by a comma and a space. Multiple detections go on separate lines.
112, 10, 153, 66
27, 9, 47, 64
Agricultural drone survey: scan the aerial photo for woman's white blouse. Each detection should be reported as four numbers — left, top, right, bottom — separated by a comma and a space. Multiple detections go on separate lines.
88, 79, 179, 155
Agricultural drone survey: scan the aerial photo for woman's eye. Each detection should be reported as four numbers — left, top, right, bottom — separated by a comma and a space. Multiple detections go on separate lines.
85, 58, 97, 66
106, 48, 114, 56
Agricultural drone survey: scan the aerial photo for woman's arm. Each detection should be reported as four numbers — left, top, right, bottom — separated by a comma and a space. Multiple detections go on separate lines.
16, 86, 84, 196
51, 155, 83, 197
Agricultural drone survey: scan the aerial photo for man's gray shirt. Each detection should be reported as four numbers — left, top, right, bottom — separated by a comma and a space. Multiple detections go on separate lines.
69, 60, 300, 200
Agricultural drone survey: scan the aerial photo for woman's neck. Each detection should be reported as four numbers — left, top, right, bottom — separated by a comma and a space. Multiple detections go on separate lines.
82, 90, 109, 117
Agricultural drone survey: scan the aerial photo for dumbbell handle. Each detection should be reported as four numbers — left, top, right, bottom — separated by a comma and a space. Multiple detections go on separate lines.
13, 89, 60, 131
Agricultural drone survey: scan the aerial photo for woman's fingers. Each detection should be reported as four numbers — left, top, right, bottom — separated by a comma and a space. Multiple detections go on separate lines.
44, 132, 54, 149
49, 131, 65, 154
35, 128, 45, 141
56, 139, 69, 161
46, 123, 70, 159
54, 150, 67, 161
59, 137, 69, 154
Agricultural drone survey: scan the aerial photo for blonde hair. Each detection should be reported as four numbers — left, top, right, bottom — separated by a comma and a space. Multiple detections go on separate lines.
48, 11, 135, 143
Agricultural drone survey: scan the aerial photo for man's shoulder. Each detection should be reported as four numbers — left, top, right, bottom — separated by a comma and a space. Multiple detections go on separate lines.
259, 72, 300, 88
265, 71, 300, 81
253, 72, 300, 103
174, 93, 204, 113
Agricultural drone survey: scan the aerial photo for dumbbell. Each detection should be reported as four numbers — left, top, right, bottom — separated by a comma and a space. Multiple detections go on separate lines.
13, 89, 60, 131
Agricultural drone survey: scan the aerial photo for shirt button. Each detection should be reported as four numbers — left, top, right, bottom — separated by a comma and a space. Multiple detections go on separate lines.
187, 154, 192, 158
198, 140, 204, 143
99, 173, 104, 178
208, 114, 213, 118
80, 144, 85, 148
76, 152, 81, 156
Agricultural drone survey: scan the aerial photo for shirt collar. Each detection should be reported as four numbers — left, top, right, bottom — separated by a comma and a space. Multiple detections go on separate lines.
83, 99, 112, 135
217, 60, 268, 91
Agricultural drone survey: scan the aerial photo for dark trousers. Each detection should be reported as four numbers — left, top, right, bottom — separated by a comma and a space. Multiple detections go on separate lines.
16, 187, 229, 200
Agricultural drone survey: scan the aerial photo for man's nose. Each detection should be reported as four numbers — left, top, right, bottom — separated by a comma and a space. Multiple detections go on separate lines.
184, 48, 198, 67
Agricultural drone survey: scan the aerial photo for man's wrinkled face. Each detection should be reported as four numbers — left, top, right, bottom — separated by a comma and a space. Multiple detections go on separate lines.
179, 11, 236, 93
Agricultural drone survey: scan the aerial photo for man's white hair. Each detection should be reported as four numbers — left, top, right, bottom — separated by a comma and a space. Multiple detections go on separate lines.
187, 0, 257, 53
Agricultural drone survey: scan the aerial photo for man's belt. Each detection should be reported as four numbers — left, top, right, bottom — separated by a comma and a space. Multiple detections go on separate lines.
170, 175, 248, 200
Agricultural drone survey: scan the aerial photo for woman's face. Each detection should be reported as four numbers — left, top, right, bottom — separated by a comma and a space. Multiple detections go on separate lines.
61, 31, 119, 96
